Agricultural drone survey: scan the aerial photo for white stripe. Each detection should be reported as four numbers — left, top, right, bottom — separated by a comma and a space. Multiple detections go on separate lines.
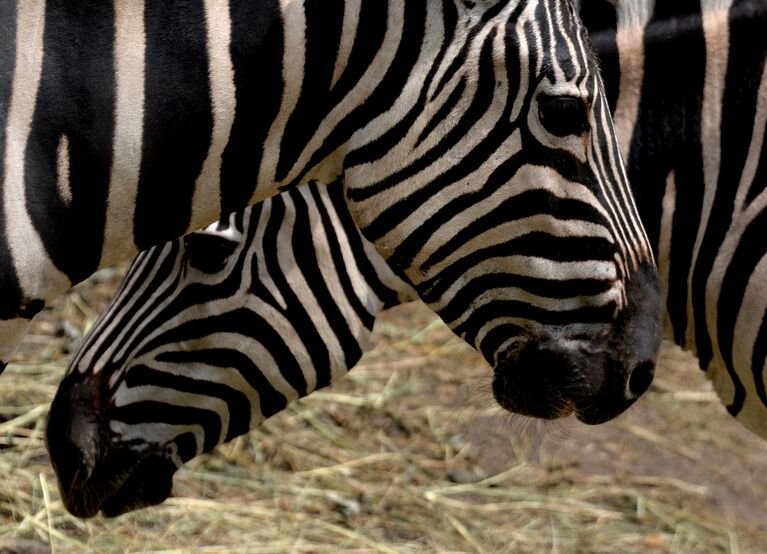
255, 0, 306, 196
614, 0, 655, 29
657, 171, 675, 336
687, 7, 730, 348
102, 1, 146, 268
189, 0, 237, 233
613, 25, 644, 162
56, 134, 71, 205
2, 0, 70, 300
331, 0, 361, 89
110, 420, 207, 458
734, 60, 767, 214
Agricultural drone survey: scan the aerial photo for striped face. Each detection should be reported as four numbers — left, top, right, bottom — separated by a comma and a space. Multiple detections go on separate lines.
340, 0, 661, 423
48, 181, 417, 518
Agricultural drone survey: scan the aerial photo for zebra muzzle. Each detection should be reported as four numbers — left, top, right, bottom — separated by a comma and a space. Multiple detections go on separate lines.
491, 263, 662, 425
46, 376, 177, 518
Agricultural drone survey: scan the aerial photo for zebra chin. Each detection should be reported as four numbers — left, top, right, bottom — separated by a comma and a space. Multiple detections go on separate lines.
491, 264, 662, 424
46, 377, 178, 518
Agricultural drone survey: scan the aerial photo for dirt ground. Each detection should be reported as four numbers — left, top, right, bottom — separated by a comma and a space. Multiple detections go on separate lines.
0, 270, 766, 552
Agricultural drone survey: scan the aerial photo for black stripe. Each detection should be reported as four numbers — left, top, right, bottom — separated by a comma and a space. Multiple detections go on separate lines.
308, 184, 376, 330
25, 0, 115, 284
114, 401, 221, 454
750, 311, 767, 409
290, 189, 363, 381
138, 308, 308, 397
97, 243, 185, 369
456, 300, 617, 350
134, 0, 212, 249
628, 10, 706, 347
716, 211, 767, 414
347, 27, 502, 208
220, 0, 283, 214
254, 192, 335, 388
274, 0, 344, 181
283, 0, 428, 189
477, 322, 525, 365
587, 27, 619, 116
422, 192, 611, 271
651, 0, 702, 23
324, 181, 403, 309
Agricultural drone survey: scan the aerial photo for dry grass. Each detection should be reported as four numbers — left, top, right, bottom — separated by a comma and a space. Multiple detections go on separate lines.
1, 269, 766, 553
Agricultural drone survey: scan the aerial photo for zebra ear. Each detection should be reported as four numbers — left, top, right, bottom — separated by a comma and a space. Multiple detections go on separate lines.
182, 233, 239, 274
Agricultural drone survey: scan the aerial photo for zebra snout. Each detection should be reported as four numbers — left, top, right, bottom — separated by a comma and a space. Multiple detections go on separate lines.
46, 376, 179, 518
491, 338, 654, 425
45, 381, 105, 518
613, 262, 663, 399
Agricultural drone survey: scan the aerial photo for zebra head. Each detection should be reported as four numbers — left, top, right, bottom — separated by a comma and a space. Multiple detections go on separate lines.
340, 0, 661, 424
47, 181, 418, 518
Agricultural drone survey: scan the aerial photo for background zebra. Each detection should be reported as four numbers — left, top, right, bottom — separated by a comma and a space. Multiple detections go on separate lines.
580, 0, 767, 438
45, 0, 767, 518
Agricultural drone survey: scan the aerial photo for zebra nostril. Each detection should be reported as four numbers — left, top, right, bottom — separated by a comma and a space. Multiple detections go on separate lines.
0, 361, 6, 375
53, 440, 92, 493
627, 360, 655, 399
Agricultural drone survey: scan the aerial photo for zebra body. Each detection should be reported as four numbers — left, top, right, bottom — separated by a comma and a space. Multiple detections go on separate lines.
31, 0, 663, 518
580, 0, 767, 438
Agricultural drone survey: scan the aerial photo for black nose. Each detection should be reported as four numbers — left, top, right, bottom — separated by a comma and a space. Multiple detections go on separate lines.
0, 361, 7, 375
45, 379, 106, 518
627, 359, 655, 399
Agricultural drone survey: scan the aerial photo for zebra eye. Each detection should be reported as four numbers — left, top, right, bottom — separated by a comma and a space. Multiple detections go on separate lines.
183, 234, 238, 274
537, 94, 589, 137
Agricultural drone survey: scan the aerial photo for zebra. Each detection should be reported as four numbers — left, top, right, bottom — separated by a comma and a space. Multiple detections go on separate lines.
45, 0, 766, 518
26, 0, 661, 516
579, 0, 767, 439
2, 4, 659, 418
